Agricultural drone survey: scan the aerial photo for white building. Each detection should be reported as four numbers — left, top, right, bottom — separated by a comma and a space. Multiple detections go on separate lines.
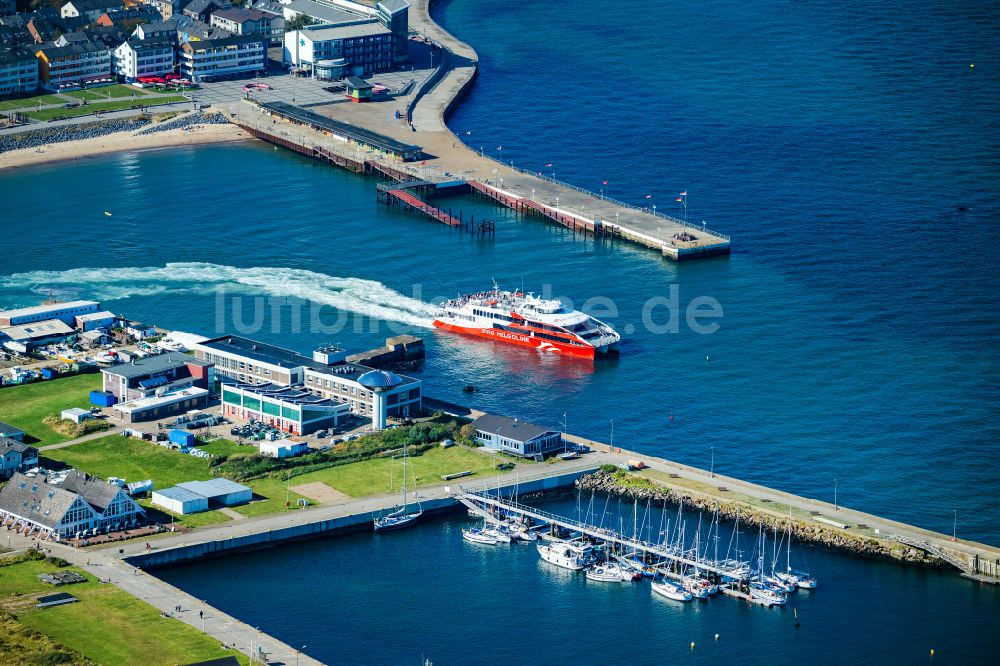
126, 321, 157, 339
61, 0, 125, 22
0, 47, 39, 97
178, 34, 265, 82
0, 471, 145, 540
259, 439, 309, 458
0, 300, 100, 327
113, 39, 175, 81
177, 479, 252, 505
60, 408, 92, 424
152, 486, 208, 514
282, 21, 394, 78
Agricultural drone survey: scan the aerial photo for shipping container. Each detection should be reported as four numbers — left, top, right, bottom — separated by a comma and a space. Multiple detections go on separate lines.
168, 429, 195, 448
90, 390, 116, 407
40, 367, 58, 379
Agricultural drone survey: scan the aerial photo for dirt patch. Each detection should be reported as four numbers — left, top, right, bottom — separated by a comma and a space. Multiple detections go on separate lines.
290, 482, 349, 504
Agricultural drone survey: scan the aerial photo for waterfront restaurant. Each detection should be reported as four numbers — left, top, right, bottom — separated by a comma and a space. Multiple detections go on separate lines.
256, 101, 421, 161
470, 414, 563, 458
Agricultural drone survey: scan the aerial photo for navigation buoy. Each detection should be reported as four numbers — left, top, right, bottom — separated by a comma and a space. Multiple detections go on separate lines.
930, 649, 935, 657
690, 642, 695, 650
714, 633, 720, 641
706, 354, 711, 363
969, 62, 975, 69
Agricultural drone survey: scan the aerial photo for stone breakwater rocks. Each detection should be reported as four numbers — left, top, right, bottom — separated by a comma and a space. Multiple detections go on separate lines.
576, 470, 943, 568
0, 116, 153, 153
135, 111, 230, 136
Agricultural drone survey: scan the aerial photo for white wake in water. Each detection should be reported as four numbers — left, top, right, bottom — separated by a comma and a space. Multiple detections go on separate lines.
0, 263, 438, 328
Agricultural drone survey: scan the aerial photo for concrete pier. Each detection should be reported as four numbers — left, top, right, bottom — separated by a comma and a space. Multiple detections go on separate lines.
224, 0, 730, 262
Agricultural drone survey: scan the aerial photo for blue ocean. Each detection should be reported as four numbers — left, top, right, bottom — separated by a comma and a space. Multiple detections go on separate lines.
1, 0, 998, 660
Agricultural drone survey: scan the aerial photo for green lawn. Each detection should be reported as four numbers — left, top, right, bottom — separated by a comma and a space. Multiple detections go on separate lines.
43, 435, 308, 521
0, 559, 247, 665
43, 435, 215, 488
26, 96, 188, 121
196, 437, 248, 457
0, 373, 102, 446
64, 85, 148, 101
0, 94, 66, 111
291, 445, 497, 498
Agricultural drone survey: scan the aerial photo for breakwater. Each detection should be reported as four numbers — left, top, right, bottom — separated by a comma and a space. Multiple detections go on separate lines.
134, 111, 229, 136
0, 116, 152, 153
579, 469, 948, 569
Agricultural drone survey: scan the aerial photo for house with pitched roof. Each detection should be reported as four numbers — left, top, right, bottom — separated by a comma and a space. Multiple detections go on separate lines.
0, 471, 144, 539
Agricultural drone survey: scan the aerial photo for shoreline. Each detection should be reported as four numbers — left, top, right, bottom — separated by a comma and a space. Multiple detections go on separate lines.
0, 122, 252, 171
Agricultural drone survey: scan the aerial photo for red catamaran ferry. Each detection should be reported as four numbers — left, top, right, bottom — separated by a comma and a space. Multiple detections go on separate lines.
433, 286, 621, 359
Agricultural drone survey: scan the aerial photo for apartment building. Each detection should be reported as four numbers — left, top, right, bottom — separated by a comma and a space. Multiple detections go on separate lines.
177, 33, 264, 82
113, 37, 174, 79
0, 46, 38, 96
35, 41, 112, 90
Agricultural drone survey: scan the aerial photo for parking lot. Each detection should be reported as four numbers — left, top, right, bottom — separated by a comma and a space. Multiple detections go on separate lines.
188, 46, 436, 113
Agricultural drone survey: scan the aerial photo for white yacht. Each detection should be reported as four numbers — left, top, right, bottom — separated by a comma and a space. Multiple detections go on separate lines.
651, 580, 693, 602
585, 563, 626, 583
462, 528, 498, 545
537, 542, 591, 571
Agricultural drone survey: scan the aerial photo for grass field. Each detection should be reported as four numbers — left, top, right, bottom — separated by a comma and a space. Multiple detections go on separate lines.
0, 94, 66, 111
64, 85, 148, 101
43, 435, 309, 522
26, 96, 188, 121
0, 374, 102, 446
0, 559, 247, 665
291, 445, 497, 498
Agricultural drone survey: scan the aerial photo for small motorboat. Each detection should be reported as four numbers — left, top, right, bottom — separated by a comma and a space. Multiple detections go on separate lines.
462, 528, 498, 545
651, 580, 693, 602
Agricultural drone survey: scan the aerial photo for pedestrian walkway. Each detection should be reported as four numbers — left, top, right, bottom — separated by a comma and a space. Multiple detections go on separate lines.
3, 530, 323, 665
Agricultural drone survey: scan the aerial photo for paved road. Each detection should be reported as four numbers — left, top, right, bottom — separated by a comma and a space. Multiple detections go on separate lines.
39, 425, 124, 452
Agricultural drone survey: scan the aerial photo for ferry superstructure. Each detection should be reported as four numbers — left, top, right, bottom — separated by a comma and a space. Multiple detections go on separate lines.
433, 287, 621, 359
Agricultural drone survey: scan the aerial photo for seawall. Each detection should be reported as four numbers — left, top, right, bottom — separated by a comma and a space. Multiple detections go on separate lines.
124, 469, 593, 570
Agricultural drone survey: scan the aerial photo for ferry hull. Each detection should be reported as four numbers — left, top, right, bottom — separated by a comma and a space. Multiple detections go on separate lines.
434, 320, 598, 359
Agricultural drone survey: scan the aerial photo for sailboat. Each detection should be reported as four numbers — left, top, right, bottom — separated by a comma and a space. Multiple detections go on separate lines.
774, 510, 818, 589
373, 444, 423, 531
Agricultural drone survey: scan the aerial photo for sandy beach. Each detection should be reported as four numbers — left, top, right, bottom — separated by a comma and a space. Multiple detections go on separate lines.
0, 122, 252, 171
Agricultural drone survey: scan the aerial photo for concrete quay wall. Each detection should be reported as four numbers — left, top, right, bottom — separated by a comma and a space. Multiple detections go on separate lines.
125, 469, 593, 569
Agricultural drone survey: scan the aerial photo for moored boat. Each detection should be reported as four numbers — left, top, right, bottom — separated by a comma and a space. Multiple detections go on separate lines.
651, 579, 693, 602
537, 541, 591, 570
585, 562, 627, 582
463, 528, 499, 545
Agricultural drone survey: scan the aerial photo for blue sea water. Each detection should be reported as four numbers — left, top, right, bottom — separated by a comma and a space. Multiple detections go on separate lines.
1, 0, 999, 659
157, 497, 1000, 664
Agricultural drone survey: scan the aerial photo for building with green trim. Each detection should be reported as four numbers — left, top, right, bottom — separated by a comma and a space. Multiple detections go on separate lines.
221, 382, 349, 436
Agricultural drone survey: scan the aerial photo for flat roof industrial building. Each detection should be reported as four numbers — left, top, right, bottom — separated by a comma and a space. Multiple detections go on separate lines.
152, 478, 253, 515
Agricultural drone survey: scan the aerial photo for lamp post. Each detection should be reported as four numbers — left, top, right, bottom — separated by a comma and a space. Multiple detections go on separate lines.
952, 510, 957, 541
609, 419, 614, 450
710, 446, 714, 478
834, 478, 839, 511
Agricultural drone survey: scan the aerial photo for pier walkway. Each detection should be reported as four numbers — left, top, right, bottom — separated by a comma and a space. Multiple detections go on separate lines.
456, 490, 750, 579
